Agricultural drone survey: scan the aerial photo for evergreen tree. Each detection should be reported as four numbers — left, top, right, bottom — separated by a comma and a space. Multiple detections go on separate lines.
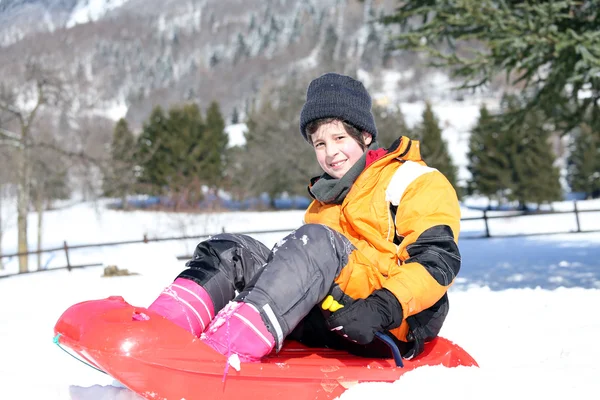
103, 118, 137, 206
372, 103, 411, 149
416, 102, 459, 193
361, 7, 384, 70
512, 116, 563, 208
233, 33, 249, 65
567, 123, 600, 198
501, 95, 562, 208
381, 0, 600, 135
467, 105, 514, 201
202, 101, 228, 189
320, 24, 339, 69
164, 104, 203, 206
235, 81, 319, 207
136, 106, 171, 195
231, 107, 240, 124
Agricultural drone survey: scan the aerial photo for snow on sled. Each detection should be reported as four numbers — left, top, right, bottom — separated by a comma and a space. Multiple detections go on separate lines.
54, 296, 478, 400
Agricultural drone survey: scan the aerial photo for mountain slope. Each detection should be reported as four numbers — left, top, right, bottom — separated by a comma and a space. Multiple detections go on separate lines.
0, 0, 412, 127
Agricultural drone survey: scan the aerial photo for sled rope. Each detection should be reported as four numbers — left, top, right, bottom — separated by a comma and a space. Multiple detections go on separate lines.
53, 334, 107, 374
375, 332, 404, 368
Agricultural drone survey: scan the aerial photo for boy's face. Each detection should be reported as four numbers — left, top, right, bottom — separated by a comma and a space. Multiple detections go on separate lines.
311, 120, 372, 179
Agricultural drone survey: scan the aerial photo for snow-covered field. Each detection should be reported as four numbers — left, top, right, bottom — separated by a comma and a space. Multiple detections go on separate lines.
0, 199, 599, 400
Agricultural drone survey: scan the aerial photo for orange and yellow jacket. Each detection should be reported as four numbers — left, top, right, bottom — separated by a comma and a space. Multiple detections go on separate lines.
304, 136, 461, 343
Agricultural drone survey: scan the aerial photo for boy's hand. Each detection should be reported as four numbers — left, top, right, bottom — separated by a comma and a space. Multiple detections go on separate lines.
324, 289, 403, 344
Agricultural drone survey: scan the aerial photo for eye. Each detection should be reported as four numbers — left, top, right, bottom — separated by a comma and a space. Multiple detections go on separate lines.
314, 142, 324, 148
335, 135, 346, 141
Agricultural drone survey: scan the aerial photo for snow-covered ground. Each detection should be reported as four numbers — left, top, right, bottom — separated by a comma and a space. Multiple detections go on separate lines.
0, 199, 599, 400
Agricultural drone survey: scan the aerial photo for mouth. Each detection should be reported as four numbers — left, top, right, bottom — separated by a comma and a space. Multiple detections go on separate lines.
329, 159, 347, 169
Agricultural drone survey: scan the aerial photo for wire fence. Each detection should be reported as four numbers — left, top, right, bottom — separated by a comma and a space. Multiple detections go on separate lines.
1, 202, 599, 279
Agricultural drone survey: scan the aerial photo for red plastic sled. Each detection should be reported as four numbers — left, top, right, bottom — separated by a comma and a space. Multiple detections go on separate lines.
54, 296, 478, 400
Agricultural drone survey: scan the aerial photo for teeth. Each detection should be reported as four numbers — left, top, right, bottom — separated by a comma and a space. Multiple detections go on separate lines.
331, 160, 345, 167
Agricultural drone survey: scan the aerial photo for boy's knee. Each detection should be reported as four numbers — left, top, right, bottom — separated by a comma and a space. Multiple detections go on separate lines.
293, 224, 354, 257
295, 223, 326, 235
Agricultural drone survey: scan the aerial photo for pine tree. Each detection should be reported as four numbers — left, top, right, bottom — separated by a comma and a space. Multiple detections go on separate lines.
104, 118, 137, 207
165, 104, 197, 204
320, 24, 339, 69
567, 123, 600, 198
202, 101, 228, 189
136, 106, 171, 195
467, 105, 513, 201
381, 0, 600, 135
416, 102, 459, 193
372, 103, 411, 149
231, 107, 240, 124
235, 81, 319, 207
233, 33, 249, 65
502, 96, 563, 208
512, 123, 563, 208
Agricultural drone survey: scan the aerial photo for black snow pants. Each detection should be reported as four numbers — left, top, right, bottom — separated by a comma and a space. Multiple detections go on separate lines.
177, 223, 398, 358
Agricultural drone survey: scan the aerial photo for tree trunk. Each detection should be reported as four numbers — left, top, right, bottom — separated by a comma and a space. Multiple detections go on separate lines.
333, 0, 345, 62
36, 192, 43, 270
0, 187, 4, 271
16, 142, 30, 273
121, 193, 129, 211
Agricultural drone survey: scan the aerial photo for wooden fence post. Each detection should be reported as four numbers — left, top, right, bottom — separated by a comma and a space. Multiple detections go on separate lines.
483, 210, 491, 238
574, 201, 582, 233
63, 241, 71, 271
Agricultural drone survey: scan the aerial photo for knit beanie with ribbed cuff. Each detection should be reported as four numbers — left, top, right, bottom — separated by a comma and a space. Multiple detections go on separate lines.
299, 72, 377, 142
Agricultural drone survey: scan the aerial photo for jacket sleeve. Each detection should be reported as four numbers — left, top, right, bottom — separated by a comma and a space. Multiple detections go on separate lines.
382, 161, 461, 319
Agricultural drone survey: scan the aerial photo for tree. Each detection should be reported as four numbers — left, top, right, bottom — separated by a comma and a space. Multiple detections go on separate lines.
467, 105, 514, 201
168, 103, 210, 209
0, 150, 12, 271
136, 102, 229, 210
372, 103, 411, 149
234, 80, 319, 208
510, 108, 563, 208
160, 103, 205, 209
381, 0, 600, 135
498, 95, 562, 208
567, 123, 600, 198
136, 106, 171, 195
29, 142, 70, 270
233, 33, 249, 65
201, 101, 228, 190
103, 118, 137, 209
231, 107, 240, 124
415, 102, 459, 192
0, 187, 3, 271
0, 63, 66, 273
320, 24, 340, 69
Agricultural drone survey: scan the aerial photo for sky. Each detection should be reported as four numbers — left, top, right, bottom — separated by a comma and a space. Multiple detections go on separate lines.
0, 198, 599, 400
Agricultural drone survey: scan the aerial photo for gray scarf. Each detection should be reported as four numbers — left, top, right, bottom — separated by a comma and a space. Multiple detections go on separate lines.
309, 142, 381, 204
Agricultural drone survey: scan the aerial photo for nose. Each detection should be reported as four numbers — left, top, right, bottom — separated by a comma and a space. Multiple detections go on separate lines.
325, 143, 339, 158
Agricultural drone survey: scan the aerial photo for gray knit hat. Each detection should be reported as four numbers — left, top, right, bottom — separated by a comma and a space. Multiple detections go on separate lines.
299, 72, 377, 142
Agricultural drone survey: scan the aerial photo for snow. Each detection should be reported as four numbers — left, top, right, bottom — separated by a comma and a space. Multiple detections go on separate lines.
0, 198, 599, 400
88, 98, 129, 122
66, 0, 132, 29
224, 123, 248, 148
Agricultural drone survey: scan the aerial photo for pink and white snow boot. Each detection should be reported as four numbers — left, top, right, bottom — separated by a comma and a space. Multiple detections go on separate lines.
201, 301, 275, 363
145, 278, 215, 337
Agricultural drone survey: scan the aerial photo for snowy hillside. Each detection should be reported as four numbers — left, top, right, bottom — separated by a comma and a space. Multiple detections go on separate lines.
0, 0, 492, 130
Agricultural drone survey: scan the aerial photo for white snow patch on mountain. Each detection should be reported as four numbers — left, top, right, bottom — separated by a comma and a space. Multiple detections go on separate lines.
66, 0, 131, 28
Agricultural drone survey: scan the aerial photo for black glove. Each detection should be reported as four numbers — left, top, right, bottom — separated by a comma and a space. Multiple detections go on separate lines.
325, 289, 403, 344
